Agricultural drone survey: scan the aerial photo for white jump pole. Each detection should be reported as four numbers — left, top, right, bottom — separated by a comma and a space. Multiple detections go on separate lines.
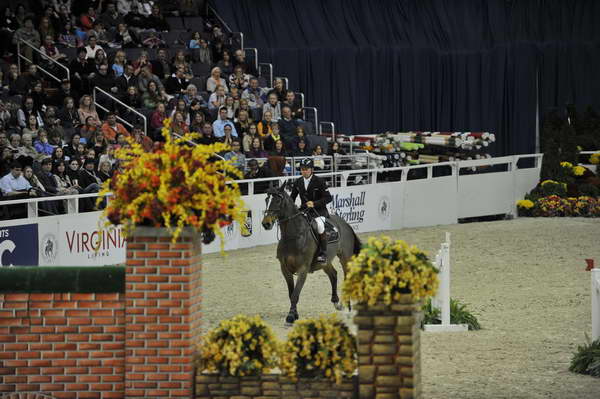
424, 232, 468, 332
592, 266, 600, 341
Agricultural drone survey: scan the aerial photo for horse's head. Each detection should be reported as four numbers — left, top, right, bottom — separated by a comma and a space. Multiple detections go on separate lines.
262, 181, 293, 230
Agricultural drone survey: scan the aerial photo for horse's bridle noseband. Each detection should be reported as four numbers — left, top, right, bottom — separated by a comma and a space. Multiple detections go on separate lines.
264, 192, 303, 224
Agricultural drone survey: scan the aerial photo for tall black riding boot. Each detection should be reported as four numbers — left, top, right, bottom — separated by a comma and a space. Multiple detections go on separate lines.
317, 233, 328, 263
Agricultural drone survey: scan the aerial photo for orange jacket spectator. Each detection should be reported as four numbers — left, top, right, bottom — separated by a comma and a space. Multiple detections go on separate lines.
101, 114, 130, 142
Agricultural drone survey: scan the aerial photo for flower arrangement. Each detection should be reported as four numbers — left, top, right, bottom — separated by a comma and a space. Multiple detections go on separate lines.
98, 118, 246, 244
517, 199, 534, 209
532, 195, 571, 217
195, 314, 280, 376
538, 180, 568, 197
516, 199, 535, 216
571, 196, 600, 217
573, 165, 586, 176
590, 153, 600, 165
280, 314, 356, 384
342, 236, 438, 305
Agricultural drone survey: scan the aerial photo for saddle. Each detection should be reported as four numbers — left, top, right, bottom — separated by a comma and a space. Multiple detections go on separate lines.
310, 218, 340, 244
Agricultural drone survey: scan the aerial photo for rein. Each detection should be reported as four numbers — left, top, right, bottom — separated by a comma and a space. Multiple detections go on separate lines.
266, 191, 314, 242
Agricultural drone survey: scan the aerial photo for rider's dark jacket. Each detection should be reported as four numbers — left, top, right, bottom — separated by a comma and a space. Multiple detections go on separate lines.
290, 174, 333, 218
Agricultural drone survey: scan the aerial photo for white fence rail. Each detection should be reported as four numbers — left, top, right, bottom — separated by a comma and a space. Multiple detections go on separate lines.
424, 232, 468, 332
0, 154, 543, 265
593, 267, 600, 341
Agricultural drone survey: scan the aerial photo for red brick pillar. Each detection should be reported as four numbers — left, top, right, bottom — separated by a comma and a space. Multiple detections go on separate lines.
355, 296, 422, 399
124, 227, 202, 398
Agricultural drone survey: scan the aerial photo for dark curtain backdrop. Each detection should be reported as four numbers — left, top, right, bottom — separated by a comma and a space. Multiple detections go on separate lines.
212, 0, 600, 155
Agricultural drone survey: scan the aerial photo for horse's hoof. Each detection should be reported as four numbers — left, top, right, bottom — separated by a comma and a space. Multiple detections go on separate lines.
333, 301, 343, 311
285, 316, 296, 324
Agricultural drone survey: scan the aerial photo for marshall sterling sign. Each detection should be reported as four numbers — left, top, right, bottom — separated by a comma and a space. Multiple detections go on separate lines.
328, 185, 391, 232
330, 191, 367, 224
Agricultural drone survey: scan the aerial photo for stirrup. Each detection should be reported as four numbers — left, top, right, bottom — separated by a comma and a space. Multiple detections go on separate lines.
316, 253, 327, 263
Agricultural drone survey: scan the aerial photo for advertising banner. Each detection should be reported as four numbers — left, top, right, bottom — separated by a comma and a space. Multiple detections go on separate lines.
327, 184, 392, 232
0, 224, 38, 266
57, 213, 126, 266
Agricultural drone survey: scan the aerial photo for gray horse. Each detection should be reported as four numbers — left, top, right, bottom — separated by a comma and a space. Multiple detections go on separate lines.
261, 183, 362, 325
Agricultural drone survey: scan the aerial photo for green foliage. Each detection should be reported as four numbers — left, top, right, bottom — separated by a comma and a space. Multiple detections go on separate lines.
421, 298, 481, 331
525, 181, 567, 202
0, 266, 125, 293
578, 183, 600, 198
569, 337, 600, 377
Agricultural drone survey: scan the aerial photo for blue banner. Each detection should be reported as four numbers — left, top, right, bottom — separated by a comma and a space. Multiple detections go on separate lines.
0, 224, 39, 266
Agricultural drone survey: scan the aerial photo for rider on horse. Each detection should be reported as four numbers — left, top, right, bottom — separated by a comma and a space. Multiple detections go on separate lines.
290, 158, 333, 264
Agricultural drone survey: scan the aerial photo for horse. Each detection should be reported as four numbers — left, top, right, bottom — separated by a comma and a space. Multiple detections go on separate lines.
261, 183, 362, 325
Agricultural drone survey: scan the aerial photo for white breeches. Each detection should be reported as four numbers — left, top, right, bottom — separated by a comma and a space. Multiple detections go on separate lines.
314, 216, 326, 234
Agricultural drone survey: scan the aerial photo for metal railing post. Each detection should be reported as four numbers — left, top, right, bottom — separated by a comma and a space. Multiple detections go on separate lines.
93, 87, 148, 135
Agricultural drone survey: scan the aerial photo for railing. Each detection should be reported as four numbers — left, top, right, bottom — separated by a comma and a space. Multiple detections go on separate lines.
295, 92, 305, 108
275, 76, 289, 91
320, 121, 335, 140
207, 4, 243, 50
258, 63, 273, 88
0, 192, 108, 218
244, 48, 258, 73
17, 38, 70, 83
0, 154, 543, 219
93, 87, 148, 135
302, 107, 319, 136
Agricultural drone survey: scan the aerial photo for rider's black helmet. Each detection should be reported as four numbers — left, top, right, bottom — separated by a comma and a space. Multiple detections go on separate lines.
300, 158, 314, 169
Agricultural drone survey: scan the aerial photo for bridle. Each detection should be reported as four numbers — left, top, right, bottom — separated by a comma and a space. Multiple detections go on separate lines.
264, 191, 303, 224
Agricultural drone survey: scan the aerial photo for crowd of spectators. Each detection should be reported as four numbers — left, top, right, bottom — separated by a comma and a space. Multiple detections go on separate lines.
0, 0, 346, 219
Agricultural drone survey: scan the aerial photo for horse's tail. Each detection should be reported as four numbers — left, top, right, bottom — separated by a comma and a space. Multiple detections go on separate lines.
352, 229, 362, 256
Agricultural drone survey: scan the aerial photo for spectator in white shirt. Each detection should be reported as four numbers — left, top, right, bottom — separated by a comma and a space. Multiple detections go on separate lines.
84, 35, 104, 60
0, 161, 36, 197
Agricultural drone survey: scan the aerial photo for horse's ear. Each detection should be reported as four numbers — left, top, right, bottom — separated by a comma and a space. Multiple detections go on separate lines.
283, 179, 293, 192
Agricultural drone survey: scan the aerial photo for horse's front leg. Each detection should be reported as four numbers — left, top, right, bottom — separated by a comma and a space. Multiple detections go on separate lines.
280, 261, 294, 300
286, 267, 308, 325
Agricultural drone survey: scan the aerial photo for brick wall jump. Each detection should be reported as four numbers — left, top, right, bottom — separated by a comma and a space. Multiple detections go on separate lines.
0, 293, 125, 399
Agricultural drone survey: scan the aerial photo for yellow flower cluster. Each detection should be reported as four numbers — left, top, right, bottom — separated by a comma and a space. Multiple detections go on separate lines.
560, 161, 573, 168
342, 236, 439, 305
280, 314, 356, 384
98, 118, 247, 244
516, 199, 534, 209
572, 165, 586, 176
540, 180, 567, 190
590, 153, 600, 165
196, 315, 279, 376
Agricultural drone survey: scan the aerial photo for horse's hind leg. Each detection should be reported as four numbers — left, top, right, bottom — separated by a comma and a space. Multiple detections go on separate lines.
337, 256, 352, 312
323, 264, 343, 311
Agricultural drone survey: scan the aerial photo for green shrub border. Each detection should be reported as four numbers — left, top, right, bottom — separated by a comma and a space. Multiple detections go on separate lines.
0, 266, 125, 293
